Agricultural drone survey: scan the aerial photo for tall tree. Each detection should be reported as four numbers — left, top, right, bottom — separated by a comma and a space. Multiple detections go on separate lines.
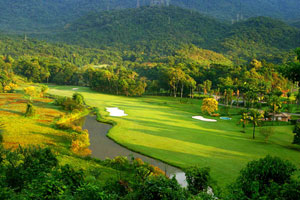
249, 109, 264, 139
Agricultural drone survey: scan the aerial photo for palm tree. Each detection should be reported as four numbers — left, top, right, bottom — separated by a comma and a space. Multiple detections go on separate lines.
240, 110, 249, 133
249, 109, 264, 139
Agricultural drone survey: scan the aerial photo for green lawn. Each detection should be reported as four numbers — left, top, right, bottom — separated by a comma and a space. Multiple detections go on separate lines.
0, 92, 118, 185
49, 85, 300, 187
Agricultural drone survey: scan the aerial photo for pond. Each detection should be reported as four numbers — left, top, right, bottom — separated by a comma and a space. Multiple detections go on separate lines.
80, 115, 187, 187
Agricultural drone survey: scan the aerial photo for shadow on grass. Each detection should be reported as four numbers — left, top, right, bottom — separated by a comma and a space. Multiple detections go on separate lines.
32, 131, 72, 149
0, 108, 24, 115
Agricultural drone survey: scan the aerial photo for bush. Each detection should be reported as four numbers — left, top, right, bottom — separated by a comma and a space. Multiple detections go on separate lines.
132, 175, 186, 200
227, 155, 297, 200
293, 123, 300, 145
54, 96, 84, 112
72, 92, 85, 105
25, 102, 35, 117
185, 166, 212, 195
0, 146, 86, 199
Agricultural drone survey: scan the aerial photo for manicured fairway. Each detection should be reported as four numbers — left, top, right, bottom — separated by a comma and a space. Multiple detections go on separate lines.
49, 85, 300, 187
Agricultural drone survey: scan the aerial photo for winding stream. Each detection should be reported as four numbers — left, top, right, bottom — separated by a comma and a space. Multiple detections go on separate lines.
80, 115, 187, 187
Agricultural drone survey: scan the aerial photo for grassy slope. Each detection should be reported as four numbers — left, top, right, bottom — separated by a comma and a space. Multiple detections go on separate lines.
49, 85, 300, 187
0, 91, 117, 183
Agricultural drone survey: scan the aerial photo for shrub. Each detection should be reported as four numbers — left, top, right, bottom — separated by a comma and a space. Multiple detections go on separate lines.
227, 155, 297, 200
40, 85, 49, 97
132, 175, 186, 200
293, 123, 300, 145
185, 166, 212, 195
72, 92, 85, 105
71, 130, 91, 156
25, 102, 35, 117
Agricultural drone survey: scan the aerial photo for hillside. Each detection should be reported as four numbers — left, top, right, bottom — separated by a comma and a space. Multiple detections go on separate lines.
219, 17, 300, 63
48, 6, 300, 63
1, 0, 300, 32
0, 33, 123, 66
51, 6, 227, 60
291, 20, 300, 29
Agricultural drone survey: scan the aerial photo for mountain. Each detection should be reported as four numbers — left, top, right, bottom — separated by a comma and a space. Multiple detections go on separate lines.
47, 6, 227, 60
172, 0, 300, 22
44, 6, 300, 63
291, 20, 300, 29
1, 0, 300, 32
219, 16, 300, 63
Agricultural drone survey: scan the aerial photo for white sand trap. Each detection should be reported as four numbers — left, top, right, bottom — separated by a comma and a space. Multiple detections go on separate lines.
106, 107, 127, 117
192, 116, 217, 122
72, 88, 79, 90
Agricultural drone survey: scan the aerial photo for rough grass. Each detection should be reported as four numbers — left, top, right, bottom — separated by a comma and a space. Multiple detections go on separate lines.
0, 92, 117, 183
48, 85, 300, 187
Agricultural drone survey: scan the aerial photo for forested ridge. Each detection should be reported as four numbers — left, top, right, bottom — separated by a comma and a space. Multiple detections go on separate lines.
46, 6, 300, 63
1, 0, 300, 32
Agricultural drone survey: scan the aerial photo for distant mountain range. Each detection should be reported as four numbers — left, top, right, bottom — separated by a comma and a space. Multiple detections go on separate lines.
1, 0, 300, 32
39, 6, 299, 63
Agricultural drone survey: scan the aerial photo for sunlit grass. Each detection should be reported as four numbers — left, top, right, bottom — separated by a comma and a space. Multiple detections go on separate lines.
0, 92, 117, 183
48, 85, 300, 187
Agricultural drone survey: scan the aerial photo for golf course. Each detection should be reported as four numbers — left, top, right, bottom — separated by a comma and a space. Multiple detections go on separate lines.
49, 85, 300, 187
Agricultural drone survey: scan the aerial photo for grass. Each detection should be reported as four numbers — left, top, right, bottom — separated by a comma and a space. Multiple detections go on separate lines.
0, 92, 118, 184
48, 85, 300, 187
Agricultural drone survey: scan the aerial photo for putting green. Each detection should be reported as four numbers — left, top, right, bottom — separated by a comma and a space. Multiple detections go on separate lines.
49, 85, 300, 187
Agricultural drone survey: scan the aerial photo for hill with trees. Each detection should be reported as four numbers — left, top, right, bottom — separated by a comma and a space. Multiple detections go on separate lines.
1, 0, 300, 32
45, 6, 300, 63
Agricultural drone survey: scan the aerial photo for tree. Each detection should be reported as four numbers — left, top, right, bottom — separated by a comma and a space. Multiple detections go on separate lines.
24, 86, 37, 101
25, 102, 35, 117
72, 93, 85, 105
268, 95, 282, 121
227, 155, 298, 200
203, 80, 212, 95
239, 110, 249, 133
185, 166, 212, 195
40, 85, 49, 97
292, 123, 300, 145
133, 175, 185, 200
201, 98, 218, 115
295, 47, 300, 62
249, 109, 264, 139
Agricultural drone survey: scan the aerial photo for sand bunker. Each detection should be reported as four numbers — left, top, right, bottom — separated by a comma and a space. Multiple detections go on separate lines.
106, 107, 128, 117
72, 88, 79, 90
192, 116, 217, 122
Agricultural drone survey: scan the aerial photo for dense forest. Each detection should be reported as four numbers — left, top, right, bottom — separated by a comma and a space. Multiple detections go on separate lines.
1, 0, 300, 32
46, 6, 300, 63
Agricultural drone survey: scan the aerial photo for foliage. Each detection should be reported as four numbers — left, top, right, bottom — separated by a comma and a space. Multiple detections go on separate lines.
1, 0, 300, 34
185, 166, 213, 195
227, 155, 299, 200
239, 110, 249, 133
3, 83, 17, 93
71, 130, 91, 156
24, 86, 37, 100
201, 98, 218, 115
40, 85, 49, 97
25, 102, 35, 117
54, 95, 85, 112
132, 175, 186, 200
292, 123, 300, 145
72, 92, 85, 105
249, 109, 264, 139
